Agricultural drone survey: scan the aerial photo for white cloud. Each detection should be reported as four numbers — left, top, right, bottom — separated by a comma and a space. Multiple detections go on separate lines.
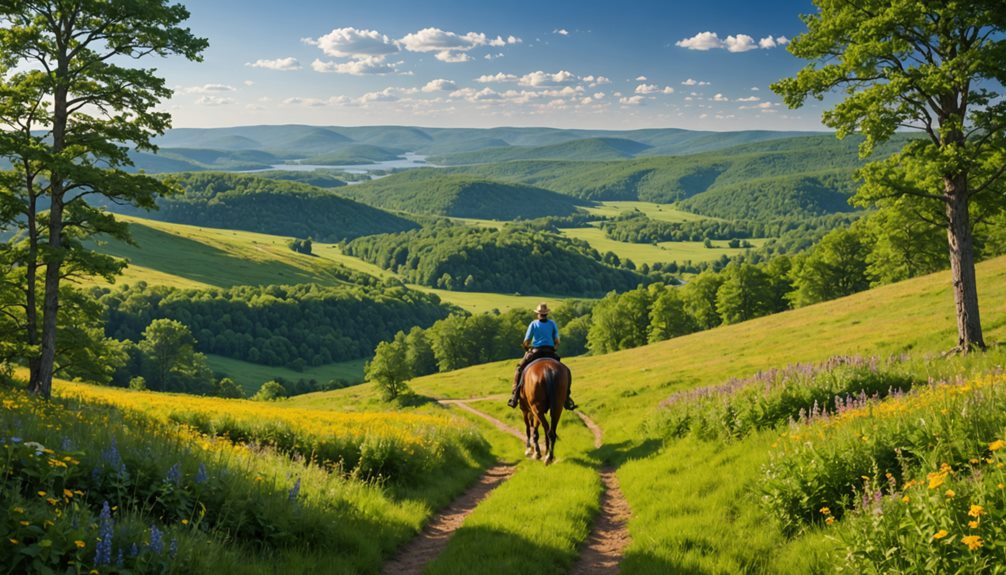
736, 96, 761, 102
476, 72, 518, 83
712, 93, 729, 102
724, 34, 757, 53
676, 32, 788, 53
751, 86, 761, 91
519, 70, 577, 87
553, 28, 569, 36
635, 75, 648, 81
593, 92, 606, 100
308, 28, 398, 59
619, 95, 645, 106
449, 86, 503, 102
246, 57, 301, 71
399, 27, 518, 62
583, 75, 610, 87
195, 95, 235, 106
422, 78, 457, 92
184, 83, 236, 94
359, 88, 402, 103
580, 97, 593, 105
311, 57, 397, 75
675, 31, 723, 51
681, 78, 710, 86
243, 80, 255, 87
635, 83, 674, 95
739, 101, 778, 110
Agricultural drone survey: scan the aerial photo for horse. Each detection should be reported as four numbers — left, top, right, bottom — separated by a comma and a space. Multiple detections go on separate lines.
518, 358, 570, 465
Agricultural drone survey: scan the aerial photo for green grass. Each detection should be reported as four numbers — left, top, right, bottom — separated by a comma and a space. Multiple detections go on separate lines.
560, 226, 770, 266
300, 254, 1006, 573
204, 354, 366, 396
585, 201, 714, 223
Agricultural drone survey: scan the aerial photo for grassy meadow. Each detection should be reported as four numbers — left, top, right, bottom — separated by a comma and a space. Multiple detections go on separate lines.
286, 253, 1006, 573
584, 201, 713, 222
203, 355, 366, 395
560, 226, 770, 266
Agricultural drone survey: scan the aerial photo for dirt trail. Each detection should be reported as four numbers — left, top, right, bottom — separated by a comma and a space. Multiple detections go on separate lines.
380, 463, 516, 575
387, 399, 632, 575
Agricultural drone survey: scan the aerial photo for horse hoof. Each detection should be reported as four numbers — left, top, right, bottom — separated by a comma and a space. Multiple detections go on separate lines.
524, 447, 533, 457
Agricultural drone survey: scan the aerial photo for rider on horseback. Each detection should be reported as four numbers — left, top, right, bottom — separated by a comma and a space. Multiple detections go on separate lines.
508, 302, 576, 410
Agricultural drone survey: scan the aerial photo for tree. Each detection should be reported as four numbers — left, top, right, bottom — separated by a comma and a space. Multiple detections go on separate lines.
137, 318, 213, 392
682, 271, 725, 330
773, 1, 1006, 351
648, 287, 695, 343
789, 228, 870, 307
0, 1, 207, 397
404, 326, 437, 377
215, 377, 244, 399
715, 263, 776, 325
252, 380, 286, 401
367, 332, 412, 401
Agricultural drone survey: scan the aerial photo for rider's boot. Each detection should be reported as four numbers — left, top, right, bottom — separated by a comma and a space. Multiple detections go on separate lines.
564, 395, 577, 410
507, 369, 520, 408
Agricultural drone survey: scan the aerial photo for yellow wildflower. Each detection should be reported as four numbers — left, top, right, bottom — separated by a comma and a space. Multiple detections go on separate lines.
901, 495, 911, 503
8, 539, 18, 545
933, 529, 949, 540
962, 535, 983, 551
12, 507, 24, 514
63, 489, 73, 498
945, 489, 956, 498
36, 490, 46, 497
989, 439, 1005, 451
969, 504, 984, 517
825, 516, 835, 525
819, 507, 831, 516
928, 472, 946, 490
968, 520, 979, 529
74, 540, 85, 549
181, 519, 189, 525
18, 521, 29, 527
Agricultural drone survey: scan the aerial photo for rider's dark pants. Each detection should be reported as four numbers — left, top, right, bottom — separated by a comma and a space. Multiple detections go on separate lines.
512, 346, 560, 395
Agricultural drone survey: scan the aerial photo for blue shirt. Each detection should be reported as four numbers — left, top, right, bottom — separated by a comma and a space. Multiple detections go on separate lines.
524, 319, 559, 348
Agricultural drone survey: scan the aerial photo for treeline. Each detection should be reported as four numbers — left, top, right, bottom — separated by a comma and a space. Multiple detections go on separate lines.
366, 302, 594, 398
109, 172, 418, 242
94, 282, 452, 368
344, 223, 648, 296
602, 211, 855, 244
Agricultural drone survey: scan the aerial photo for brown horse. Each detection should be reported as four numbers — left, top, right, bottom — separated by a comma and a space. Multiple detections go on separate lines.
518, 358, 570, 465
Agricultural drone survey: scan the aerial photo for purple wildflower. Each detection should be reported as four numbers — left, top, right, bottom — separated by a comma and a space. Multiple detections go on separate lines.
195, 463, 209, 485
94, 501, 114, 566
289, 477, 301, 502
165, 463, 182, 486
148, 525, 163, 555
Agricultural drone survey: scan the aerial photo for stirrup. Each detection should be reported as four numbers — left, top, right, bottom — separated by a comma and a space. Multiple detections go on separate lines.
507, 396, 518, 408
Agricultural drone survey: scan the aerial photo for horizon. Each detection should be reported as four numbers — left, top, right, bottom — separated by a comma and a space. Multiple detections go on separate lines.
155, 0, 830, 132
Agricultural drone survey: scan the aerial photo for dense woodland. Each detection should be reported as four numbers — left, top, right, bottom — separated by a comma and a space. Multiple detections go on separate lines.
344, 223, 647, 295
95, 282, 452, 368
110, 173, 418, 242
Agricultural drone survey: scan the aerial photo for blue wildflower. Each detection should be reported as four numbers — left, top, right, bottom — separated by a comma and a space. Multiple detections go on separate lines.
94, 501, 114, 566
165, 463, 182, 486
195, 463, 209, 485
129, 543, 140, 558
169, 538, 178, 559
148, 525, 163, 555
60, 437, 73, 451
10, 436, 21, 444
288, 477, 301, 502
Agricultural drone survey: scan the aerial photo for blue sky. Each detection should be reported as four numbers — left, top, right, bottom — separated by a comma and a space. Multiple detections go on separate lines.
158, 0, 827, 131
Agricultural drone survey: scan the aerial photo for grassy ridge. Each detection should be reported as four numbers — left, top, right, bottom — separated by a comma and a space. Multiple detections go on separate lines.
560, 226, 769, 266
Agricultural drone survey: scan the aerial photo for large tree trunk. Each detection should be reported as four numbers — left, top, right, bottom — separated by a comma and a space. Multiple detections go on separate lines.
31, 197, 62, 399
944, 175, 985, 352
25, 189, 39, 387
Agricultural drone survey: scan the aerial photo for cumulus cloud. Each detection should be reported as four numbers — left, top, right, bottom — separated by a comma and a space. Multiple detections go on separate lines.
681, 78, 710, 86
422, 78, 457, 92
449, 86, 503, 102
751, 86, 761, 91
583, 75, 610, 87
476, 72, 519, 83
307, 28, 398, 59
711, 93, 729, 102
359, 88, 402, 103
184, 84, 236, 94
739, 101, 778, 111
619, 95, 645, 106
195, 95, 235, 106
311, 57, 398, 75
246, 57, 301, 71
635, 83, 674, 95
635, 75, 648, 81
676, 32, 789, 53
519, 70, 578, 87
398, 27, 519, 63
553, 28, 569, 36
736, 96, 760, 102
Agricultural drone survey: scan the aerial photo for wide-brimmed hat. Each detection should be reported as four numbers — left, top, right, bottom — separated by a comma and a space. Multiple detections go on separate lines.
535, 302, 550, 315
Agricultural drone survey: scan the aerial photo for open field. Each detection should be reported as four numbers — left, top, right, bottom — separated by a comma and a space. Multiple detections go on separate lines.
584, 201, 713, 222
89, 215, 575, 314
561, 226, 770, 265
204, 354, 366, 395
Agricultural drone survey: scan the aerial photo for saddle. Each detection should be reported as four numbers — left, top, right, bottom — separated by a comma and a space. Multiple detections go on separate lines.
517, 357, 564, 389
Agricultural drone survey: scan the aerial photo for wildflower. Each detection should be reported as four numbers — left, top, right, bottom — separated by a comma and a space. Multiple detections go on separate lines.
195, 463, 209, 484
989, 439, 1005, 452
64, 489, 73, 498
169, 538, 178, 559
37, 490, 46, 497
819, 507, 831, 516
901, 495, 910, 504
75, 540, 86, 549
998, 483, 1005, 490
289, 477, 301, 502
933, 529, 949, 540
94, 501, 113, 566
969, 504, 984, 517
825, 516, 835, 525
19, 521, 29, 526
165, 463, 182, 485
968, 520, 979, 529
8, 539, 18, 545
927, 472, 946, 490
148, 525, 163, 555
962, 535, 983, 551
181, 518, 189, 525
945, 489, 956, 498
12, 507, 24, 514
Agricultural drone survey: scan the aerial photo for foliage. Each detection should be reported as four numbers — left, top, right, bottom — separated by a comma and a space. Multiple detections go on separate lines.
366, 333, 412, 401
251, 380, 287, 401
788, 227, 871, 307
287, 237, 313, 255
95, 282, 452, 367
344, 222, 647, 296
110, 172, 418, 242
339, 170, 588, 220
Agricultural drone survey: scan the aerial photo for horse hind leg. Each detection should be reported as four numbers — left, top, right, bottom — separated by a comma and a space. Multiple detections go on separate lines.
532, 425, 542, 460
523, 411, 535, 457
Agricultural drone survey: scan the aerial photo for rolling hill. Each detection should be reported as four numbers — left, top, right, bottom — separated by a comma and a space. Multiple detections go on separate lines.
337, 170, 590, 220
106, 172, 418, 242
430, 137, 653, 165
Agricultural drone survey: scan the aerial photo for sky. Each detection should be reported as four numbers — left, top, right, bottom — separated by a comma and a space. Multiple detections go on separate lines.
155, 0, 828, 131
